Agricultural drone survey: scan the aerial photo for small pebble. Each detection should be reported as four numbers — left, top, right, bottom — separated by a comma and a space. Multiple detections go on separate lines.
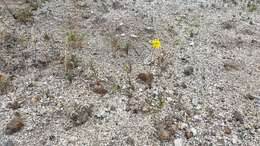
31, 96, 41, 103
158, 129, 171, 141
185, 129, 193, 139
126, 137, 135, 145
183, 66, 194, 76
0, 72, 7, 81
178, 123, 188, 130
224, 127, 232, 134
232, 111, 244, 124
5, 117, 24, 135
93, 81, 107, 96
136, 72, 153, 88
66, 104, 93, 126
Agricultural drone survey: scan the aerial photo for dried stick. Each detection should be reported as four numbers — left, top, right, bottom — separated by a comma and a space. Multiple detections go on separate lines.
1, 0, 17, 19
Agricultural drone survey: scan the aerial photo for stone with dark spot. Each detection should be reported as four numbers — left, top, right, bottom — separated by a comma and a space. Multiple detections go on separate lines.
232, 111, 244, 124
183, 66, 194, 76
66, 103, 94, 126
185, 129, 193, 139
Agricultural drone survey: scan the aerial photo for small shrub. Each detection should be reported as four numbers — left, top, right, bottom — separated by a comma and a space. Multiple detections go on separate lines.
89, 61, 99, 80
15, 8, 33, 23
111, 84, 121, 93
66, 31, 86, 49
18, 34, 30, 48
0, 73, 9, 94
63, 50, 79, 83
0, 31, 10, 42
145, 96, 166, 113
64, 51, 79, 73
64, 72, 73, 83
248, 4, 257, 12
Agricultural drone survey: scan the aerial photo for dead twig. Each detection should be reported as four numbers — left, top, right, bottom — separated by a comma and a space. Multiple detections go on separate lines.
1, 0, 17, 19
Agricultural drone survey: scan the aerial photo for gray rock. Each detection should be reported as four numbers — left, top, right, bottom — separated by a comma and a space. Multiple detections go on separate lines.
232, 111, 244, 124
183, 66, 194, 76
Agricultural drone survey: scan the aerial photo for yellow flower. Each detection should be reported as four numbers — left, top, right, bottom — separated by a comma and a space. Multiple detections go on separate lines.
151, 39, 161, 49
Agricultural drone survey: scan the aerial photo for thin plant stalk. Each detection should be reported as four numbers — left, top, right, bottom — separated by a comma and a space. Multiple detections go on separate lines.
1, 0, 17, 19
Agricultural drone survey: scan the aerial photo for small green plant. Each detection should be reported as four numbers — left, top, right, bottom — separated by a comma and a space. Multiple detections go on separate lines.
2, 0, 16, 19
63, 49, 79, 83
0, 74, 10, 94
0, 30, 10, 42
64, 72, 73, 83
64, 51, 79, 72
248, 4, 257, 12
111, 84, 121, 93
15, 8, 33, 23
124, 63, 134, 90
66, 31, 86, 49
89, 61, 99, 80
18, 34, 30, 48
172, 38, 181, 47
145, 96, 166, 113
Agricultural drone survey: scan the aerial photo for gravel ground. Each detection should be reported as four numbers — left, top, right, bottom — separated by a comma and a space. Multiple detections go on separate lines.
0, 0, 260, 146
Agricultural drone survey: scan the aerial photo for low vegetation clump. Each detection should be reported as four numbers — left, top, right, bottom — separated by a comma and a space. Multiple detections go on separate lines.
63, 51, 79, 83
0, 73, 10, 94
248, 3, 257, 12
67, 31, 86, 49
14, 8, 33, 23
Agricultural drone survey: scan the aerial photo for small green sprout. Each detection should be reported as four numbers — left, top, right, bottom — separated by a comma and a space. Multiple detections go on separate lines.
111, 84, 121, 93
248, 4, 257, 12
15, 8, 33, 23
0, 74, 10, 94
64, 72, 73, 83
66, 31, 86, 49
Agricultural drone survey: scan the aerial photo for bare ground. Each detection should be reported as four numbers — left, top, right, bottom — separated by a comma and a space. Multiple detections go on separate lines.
0, 0, 260, 146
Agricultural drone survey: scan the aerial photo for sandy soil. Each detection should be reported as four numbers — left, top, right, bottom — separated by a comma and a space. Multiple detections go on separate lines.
0, 0, 260, 146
